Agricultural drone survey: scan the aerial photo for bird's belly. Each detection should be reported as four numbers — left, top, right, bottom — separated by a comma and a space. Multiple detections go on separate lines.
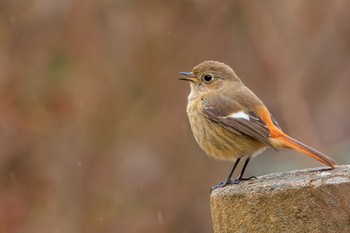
187, 105, 266, 161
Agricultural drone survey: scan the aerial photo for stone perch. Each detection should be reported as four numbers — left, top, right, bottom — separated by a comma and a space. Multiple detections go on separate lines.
210, 165, 350, 233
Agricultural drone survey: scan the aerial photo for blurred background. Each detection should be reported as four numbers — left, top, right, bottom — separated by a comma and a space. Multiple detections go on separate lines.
0, 1, 350, 232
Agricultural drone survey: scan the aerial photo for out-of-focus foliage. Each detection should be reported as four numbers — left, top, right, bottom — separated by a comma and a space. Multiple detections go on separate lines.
0, 1, 349, 232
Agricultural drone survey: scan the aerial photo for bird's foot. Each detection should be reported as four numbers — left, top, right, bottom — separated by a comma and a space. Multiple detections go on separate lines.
238, 176, 257, 181
210, 179, 240, 191
210, 176, 257, 192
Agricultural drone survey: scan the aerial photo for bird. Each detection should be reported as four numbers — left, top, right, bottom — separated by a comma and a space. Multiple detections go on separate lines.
179, 60, 337, 190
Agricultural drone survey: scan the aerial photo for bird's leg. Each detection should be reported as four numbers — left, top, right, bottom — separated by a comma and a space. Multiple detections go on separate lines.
211, 157, 258, 192
236, 157, 257, 181
211, 158, 240, 191
225, 158, 240, 182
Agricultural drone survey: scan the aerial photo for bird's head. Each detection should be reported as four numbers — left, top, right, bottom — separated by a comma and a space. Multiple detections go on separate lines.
179, 61, 241, 95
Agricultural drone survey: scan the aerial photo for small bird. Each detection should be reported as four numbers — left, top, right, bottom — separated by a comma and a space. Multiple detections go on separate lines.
179, 61, 336, 190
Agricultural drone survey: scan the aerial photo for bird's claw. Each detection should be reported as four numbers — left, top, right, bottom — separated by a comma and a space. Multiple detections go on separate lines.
239, 176, 257, 181
210, 176, 257, 192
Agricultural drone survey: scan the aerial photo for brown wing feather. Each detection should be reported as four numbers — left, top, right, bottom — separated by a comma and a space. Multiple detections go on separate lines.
270, 113, 282, 129
201, 97, 275, 148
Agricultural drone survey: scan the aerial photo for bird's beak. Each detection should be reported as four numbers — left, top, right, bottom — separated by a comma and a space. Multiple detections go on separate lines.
178, 72, 196, 82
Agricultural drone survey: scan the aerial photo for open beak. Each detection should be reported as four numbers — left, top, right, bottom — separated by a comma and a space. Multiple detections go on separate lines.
178, 72, 196, 82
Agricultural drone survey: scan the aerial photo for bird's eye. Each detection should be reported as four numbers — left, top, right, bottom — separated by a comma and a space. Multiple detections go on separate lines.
203, 74, 213, 82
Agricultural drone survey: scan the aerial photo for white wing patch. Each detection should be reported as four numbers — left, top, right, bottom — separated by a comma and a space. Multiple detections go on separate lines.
228, 111, 250, 121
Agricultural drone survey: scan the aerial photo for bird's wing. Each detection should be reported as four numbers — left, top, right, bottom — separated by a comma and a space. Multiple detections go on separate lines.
201, 96, 276, 148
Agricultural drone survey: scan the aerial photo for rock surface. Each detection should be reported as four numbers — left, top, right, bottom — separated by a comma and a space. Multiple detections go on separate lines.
210, 165, 350, 233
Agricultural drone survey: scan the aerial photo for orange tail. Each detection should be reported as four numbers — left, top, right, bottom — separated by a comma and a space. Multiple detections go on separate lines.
276, 135, 337, 168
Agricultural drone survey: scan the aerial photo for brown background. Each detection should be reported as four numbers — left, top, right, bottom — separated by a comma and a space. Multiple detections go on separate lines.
1, 1, 349, 232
